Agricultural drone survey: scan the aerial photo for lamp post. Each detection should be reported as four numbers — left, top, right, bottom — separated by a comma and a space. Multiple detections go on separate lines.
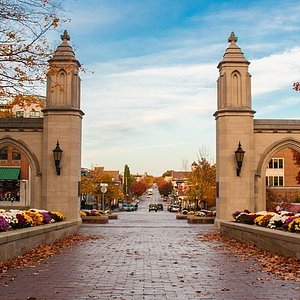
95, 182, 101, 209
235, 141, 245, 176
195, 183, 199, 211
22, 180, 27, 208
52, 141, 63, 175
100, 183, 108, 210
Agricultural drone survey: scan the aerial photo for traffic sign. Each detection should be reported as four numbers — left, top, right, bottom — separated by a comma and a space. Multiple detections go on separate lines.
100, 186, 107, 193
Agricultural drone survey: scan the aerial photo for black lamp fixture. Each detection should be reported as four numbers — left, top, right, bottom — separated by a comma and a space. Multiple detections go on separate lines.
52, 141, 63, 175
235, 141, 245, 176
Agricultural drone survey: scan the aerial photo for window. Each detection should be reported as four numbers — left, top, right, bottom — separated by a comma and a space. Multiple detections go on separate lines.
30, 111, 40, 118
266, 176, 284, 187
12, 148, 21, 161
0, 147, 8, 160
268, 158, 284, 169
16, 111, 24, 118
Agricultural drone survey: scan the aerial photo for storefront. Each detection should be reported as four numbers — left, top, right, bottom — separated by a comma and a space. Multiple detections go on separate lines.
0, 167, 21, 202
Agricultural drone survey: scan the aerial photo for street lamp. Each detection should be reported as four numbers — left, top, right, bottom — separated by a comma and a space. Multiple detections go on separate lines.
100, 183, 108, 210
52, 141, 63, 175
235, 141, 245, 176
22, 180, 27, 208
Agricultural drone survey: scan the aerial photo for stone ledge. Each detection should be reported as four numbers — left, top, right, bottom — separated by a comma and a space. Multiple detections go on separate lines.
220, 221, 300, 259
187, 216, 215, 224
108, 214, 118, 220
0, 220, 81, 261
176, 214, 188, 220
81, 216, 109, 224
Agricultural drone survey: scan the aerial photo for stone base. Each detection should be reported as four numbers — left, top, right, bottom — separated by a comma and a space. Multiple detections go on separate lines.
0, 220, 81, 261
176, 214, 188, 220
108, 214, 118, 220
81, 216, 108, 224
187, 216, 215, 224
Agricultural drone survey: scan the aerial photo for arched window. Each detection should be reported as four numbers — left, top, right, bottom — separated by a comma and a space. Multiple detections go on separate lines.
12, 148, 21, 161
0, 147, 8, 160
231, 71, 242, 106
58, 69, 67, 105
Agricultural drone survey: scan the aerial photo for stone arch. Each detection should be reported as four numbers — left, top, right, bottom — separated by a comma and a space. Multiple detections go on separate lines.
256, 137, 300, 177
0, 136, 42, 208
0, 136, 41, 176
254, 137, 300, 211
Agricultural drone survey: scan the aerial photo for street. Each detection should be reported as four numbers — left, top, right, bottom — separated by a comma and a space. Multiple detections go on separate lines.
0, 187, 299, 299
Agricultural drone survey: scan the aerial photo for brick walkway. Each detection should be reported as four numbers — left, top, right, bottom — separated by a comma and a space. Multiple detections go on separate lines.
0, 200, 299, 299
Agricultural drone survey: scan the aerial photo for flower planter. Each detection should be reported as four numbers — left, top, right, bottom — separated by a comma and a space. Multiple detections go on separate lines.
0, 220, 80, 260
108, 214, 118, 220
290, 203, 300, 213
176, 214, 188, 220
81, 216, 108, 224
187, 216, 215, 224
220, 221, 300, 259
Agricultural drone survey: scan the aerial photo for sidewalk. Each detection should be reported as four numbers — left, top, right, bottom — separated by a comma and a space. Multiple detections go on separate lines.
0, 205, 299, 299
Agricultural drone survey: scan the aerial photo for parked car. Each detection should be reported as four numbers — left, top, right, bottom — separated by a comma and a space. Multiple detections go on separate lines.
169, 204, 180, 212
149, 204, 157, 212
123, 204, 136, 212
156, 204, 163, 211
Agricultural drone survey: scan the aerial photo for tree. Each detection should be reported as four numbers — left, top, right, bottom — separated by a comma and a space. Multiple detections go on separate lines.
0, 94, 45, 118
157, 180, 173, 197
187, 158, 216, 209
293, 82, 300, 92
0, 0, 64, 101
123, 164, 131, 197
80, 168, 124, 209
162, 170, 172, 177
130, 182, 147, 197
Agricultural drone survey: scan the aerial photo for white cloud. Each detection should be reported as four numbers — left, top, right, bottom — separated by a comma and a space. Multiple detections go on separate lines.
251, 47, 300, 96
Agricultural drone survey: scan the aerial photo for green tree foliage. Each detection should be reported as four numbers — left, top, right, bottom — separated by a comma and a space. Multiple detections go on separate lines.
162, 170, 172, 177
0, 0, 65, 100
187, 158, 216, 208
123, 164, 131, 196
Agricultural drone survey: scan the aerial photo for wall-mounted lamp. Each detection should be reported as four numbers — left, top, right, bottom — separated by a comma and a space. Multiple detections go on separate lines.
235, 141, 245, 176
52, 141, 63, 175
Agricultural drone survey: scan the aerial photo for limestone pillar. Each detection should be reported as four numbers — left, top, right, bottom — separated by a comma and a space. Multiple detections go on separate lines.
214, 33, 256, 224
42, 31, 84, 220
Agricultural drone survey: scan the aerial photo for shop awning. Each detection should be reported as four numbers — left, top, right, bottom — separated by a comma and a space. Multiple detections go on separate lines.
0, 168, 20, 180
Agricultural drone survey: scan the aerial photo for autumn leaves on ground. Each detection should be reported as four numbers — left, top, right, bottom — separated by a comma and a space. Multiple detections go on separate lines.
0, 235, 101, 279
201, 231, 300, 282
0, 232, 299, 284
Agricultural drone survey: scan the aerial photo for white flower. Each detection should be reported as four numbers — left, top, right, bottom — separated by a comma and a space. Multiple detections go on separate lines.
256, 211, 268, 216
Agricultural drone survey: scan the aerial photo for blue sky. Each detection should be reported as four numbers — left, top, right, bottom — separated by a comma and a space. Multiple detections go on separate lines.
52, 0, 300, 176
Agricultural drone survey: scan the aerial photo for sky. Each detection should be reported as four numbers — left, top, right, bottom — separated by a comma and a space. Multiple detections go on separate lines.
50, 0, 300, 176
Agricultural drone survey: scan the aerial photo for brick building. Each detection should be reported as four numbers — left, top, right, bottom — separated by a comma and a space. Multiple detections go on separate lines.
266, 148, 300, 202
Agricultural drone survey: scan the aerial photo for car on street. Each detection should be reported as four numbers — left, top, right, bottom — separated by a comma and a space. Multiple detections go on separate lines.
169, 204, 180, 212
149, 204, 157, 212
123, 204, 136, 212
156, 204, 163, 211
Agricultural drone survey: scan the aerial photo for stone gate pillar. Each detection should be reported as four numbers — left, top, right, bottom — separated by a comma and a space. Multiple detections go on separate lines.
214, 33, 256, 225
42, 31, 84, 220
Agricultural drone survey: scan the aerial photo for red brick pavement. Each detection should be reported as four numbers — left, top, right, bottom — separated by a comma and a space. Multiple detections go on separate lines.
0, 203, 299, 300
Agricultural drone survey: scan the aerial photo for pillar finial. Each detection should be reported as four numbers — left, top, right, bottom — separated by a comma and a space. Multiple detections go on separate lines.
61, 30, 70, 42
228, 32, 238, 44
